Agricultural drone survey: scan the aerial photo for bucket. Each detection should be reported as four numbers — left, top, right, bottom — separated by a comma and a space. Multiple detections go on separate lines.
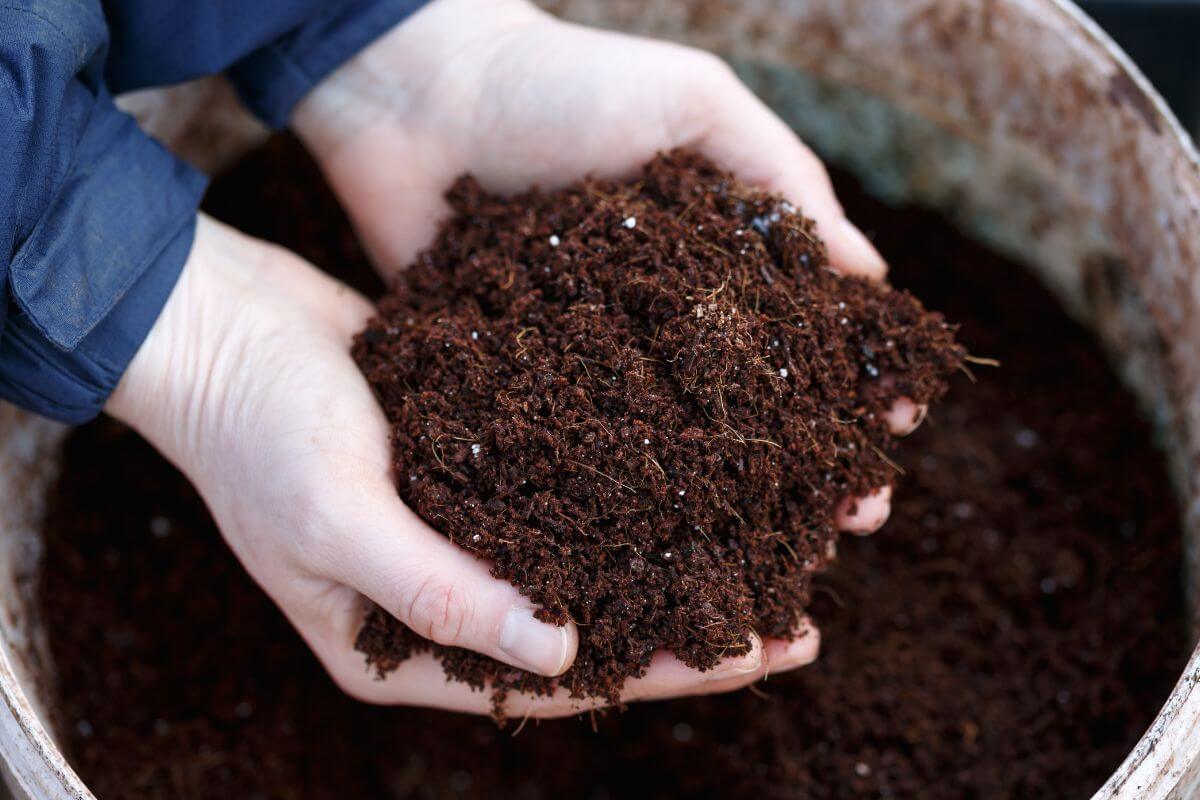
1, 0, 1198, 796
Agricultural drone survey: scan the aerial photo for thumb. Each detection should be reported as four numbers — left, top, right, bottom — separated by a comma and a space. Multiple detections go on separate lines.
325, 484, 579, 677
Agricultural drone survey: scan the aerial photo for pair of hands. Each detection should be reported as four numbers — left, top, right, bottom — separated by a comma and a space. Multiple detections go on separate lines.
108, 0, 918, 717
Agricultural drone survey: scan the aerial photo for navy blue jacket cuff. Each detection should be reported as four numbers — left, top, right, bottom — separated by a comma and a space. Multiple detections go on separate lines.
0, 216, 197, 425
0, 92, 205, 423
229, 0, 428, 129
0, 219, 196, 424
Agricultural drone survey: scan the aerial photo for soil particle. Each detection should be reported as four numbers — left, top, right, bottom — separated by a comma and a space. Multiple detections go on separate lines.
37, 136, 1186, 799
351, 151, 963, 706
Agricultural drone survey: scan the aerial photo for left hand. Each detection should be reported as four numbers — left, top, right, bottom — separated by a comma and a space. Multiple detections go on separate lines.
290, 0, 921, 705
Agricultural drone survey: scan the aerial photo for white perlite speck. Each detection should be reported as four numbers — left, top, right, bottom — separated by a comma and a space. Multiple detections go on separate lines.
778, 368, 789, 378
622, 216, 637, 229
549, 234, 560, 247
470, 443, 482, 456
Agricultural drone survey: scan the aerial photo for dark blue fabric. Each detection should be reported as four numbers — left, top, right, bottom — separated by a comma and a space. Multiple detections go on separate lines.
0, 0, 425, 423
104, 0, 428, 128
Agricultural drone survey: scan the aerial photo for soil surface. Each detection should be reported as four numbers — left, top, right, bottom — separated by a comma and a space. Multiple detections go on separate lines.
38, 136, 1187, 799
352, 151, 962, 705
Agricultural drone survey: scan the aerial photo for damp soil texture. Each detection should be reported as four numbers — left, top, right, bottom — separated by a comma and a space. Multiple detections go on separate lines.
38, 136, 1187, 799
351, 151, 963, 705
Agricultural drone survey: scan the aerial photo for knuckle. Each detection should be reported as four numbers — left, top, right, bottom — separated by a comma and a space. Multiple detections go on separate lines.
690, 48, 737, 85
405, 576, 472, 646
681, 51, 739, 113
286, 487, 348, 573
292, 489, 336, 545
663, 50, 740, 144
326, 663, 388, 705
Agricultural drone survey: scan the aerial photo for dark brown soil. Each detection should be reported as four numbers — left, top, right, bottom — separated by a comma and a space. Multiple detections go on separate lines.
38, 136, 1187, 799
352, 151, 963, 705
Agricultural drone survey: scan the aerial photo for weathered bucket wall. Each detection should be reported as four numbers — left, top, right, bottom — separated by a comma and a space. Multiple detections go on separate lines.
0, 1, 1197, 797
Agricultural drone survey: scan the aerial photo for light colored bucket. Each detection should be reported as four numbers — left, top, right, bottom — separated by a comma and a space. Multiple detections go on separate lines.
2, 0, 1199, 797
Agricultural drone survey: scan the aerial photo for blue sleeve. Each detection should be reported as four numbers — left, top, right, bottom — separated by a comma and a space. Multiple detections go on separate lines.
104, 0, 429, 128
1, 0, 427, 424
0, 1, 207, 423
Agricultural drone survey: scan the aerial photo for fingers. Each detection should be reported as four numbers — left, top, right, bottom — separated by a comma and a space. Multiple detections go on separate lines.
328, 625, 819, 718
884, 396, 928, 436
836, 485, 892, 535
619, 634, 768, 702
682, 58, 887, 281
831, 393, 924, 536
763, 620, 821, 677
503, 625, 817, 714
323, 486, 578, 678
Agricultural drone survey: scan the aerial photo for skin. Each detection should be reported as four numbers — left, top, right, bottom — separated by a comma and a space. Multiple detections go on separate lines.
107, 0, 923, 718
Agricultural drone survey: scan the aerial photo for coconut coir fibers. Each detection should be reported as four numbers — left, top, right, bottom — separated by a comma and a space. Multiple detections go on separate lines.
38, 137, 1186, 799
352, 151, 963, 705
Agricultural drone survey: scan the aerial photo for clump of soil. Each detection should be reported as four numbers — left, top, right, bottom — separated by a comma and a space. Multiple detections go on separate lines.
352, 151, 964, 704
38, 137, 1187, 799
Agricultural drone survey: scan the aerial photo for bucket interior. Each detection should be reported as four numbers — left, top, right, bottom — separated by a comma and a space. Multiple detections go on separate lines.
1, 1, 1199, 797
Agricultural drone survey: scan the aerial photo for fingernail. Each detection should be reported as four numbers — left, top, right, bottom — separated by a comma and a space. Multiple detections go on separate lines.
841, 486, 893, 535
885, 397, 927, 435
499, 606, 570, 676
840, 219, 887, 280
705, 636, 763, 681
791, 623, 821, 666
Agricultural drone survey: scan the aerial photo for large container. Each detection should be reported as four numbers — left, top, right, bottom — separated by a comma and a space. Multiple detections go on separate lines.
2, 0, 1199, 797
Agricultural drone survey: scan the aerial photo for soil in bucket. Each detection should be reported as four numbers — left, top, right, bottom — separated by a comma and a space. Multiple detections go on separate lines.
37, 136, 1187, 799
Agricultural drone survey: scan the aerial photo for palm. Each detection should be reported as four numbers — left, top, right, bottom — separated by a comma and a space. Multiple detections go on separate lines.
296, 1, 884, 280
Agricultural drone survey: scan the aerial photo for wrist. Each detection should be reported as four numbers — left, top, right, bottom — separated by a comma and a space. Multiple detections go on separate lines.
292, 0, 545, 163
107, 214, 372, 488
106, 216, 257, 473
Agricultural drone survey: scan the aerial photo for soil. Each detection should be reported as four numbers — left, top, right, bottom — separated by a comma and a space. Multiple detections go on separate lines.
37, 135, 1187, 799
352, 151, 963, 705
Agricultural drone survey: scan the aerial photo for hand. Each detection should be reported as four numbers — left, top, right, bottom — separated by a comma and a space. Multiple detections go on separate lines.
108, 215, 811, 716
292, 0, 925, 471
289, 0, 924, 705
